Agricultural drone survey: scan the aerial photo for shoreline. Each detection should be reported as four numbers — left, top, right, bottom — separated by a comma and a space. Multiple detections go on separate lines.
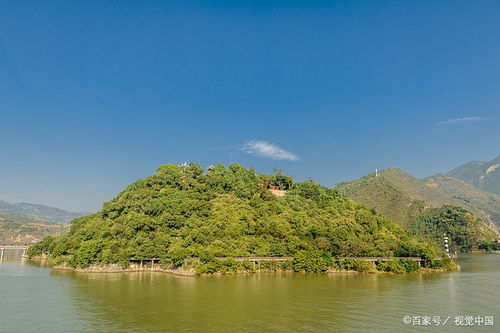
29, 254, 462, 276
53, 265, 366, 276
46, 263, 454, 277
53, 263, 197, 277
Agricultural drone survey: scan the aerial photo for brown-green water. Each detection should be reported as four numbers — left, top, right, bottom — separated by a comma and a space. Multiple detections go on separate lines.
1, 252, 498, 332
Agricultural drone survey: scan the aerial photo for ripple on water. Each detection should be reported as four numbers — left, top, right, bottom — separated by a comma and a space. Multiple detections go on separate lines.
0, 254, 499, 333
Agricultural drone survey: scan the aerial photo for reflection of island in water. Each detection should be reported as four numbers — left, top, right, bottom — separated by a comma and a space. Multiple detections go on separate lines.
50, 255, 500, 333
0, 248, 24, 263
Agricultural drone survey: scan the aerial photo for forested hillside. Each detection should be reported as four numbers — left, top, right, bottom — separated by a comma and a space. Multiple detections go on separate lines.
410, 206, 496, 252
29, 163, 447, 273
336, 169, 450, 228
425, 174, 500, 230
336, 169, 498, 252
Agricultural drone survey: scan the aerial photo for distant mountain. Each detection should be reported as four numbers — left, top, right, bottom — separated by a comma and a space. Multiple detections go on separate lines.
0, 200, 87, 224
335, 168, 498, 250
0, 215, 68, 245
447, 155, 500, 195
336, 168, 500, 230
336, 168, 451, 229
424, 174, 500, 230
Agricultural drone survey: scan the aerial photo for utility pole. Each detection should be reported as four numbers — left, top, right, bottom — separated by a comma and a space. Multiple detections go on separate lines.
229, 152, 232, 165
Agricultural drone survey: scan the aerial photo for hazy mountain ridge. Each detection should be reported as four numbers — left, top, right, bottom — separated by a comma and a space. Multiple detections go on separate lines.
424, 174, 500, 231
0, 215, 68, 245
448, 155, 500, 195
336, 168, 452, 228
335, 168, 499, 248
337, 168, 500, 230
0, 200, 87, 224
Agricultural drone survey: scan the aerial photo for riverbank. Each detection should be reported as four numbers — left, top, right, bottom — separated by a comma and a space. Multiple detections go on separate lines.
30, 253, 459, 276
46, 263, 456, 277
53, 263, 197, 277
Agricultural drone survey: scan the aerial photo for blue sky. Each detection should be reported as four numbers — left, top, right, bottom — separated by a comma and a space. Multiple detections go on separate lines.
1, 0, 499, 212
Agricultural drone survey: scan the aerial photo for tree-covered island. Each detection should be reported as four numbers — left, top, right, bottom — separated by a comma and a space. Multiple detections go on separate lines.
29, 163, 457, 274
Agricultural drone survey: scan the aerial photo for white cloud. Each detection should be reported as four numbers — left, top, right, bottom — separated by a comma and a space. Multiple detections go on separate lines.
435, 117, 488, 126
241, 140, 300, 161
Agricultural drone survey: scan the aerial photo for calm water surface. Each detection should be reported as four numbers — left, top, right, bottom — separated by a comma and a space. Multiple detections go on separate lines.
0, 251, 498, 332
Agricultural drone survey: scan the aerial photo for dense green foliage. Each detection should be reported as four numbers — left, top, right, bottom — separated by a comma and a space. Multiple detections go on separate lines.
478, 241, 500, 251
26, 236, 56, 256
428, 258, 458, 271
410, 206, 497, 252
31, 163, 446, 272
292, 250, 332, 272
336, 168, 499, 251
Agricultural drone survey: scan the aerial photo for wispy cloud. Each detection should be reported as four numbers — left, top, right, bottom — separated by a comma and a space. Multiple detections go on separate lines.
435, 117, 491, 126
241, 140, 300, 161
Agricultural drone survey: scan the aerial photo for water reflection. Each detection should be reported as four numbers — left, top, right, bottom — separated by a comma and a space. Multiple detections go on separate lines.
0, 249, 24, 263
53, 269, 453, 332
1, 254, 499, 332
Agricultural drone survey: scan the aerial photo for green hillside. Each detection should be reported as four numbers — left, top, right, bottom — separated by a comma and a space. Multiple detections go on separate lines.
29, 163, 448, 273
336, 168, 498, 251
448, 155, 500, 195
424, 174, 500, 230
336, 168, 450, 228
410, 206, 496, 252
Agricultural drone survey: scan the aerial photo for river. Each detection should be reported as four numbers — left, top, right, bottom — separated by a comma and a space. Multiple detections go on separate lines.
0, 251, 498, 332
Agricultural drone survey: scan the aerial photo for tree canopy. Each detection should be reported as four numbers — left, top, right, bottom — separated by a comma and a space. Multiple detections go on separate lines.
410, 206, 497, 252
31, 163, 445, 271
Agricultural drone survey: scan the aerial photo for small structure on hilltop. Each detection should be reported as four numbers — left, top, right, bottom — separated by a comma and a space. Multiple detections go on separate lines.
260, 171, 292, 197
260, 183, 288, 197
270, 187, 287, 197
